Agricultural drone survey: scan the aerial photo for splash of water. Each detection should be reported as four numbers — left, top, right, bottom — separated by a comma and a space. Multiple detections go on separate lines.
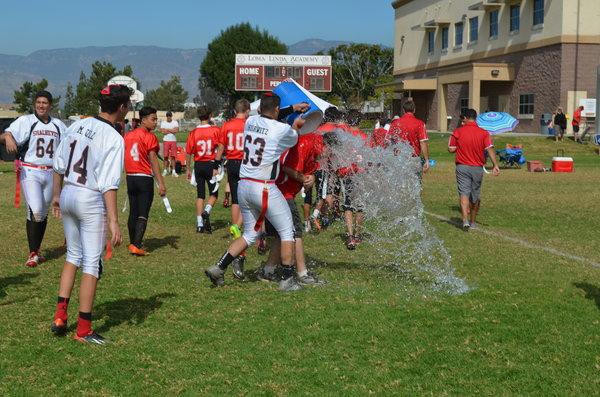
323, 130, 470, 295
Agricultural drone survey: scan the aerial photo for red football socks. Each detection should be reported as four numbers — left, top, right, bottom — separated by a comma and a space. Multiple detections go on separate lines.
54, 297, 69, 322
76, 312, 92, 337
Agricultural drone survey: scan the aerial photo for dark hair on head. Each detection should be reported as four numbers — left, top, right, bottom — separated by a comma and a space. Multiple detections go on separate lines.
382, 118, 391, 126
324, 107, 342, 123
322, 131, 340, 147
99, 84, 132, 114
35, 90, 53, 103
139, 106, 157, 120
234, 98, 250, 114
197, 105, 212, 120
464, 108, 477, 120
166, 111, 173, 117
403, 100, 416, 113
346, 110, 362, 126
260, 92, 281, 113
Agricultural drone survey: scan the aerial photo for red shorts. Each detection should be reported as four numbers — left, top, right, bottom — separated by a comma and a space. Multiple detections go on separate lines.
163, 141, 177, 158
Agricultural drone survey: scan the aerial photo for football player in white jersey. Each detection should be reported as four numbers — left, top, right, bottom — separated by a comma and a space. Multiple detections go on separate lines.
0, 91, 66, 267
50, 84, 130, 345
205, 92, 305, 291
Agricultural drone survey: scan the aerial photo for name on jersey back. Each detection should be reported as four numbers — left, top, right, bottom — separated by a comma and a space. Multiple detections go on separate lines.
75, 125, 97, 140
247, 124, 269, 135
33, 130, 59, 138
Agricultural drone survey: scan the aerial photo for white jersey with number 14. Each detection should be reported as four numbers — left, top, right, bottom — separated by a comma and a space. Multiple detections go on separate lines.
53, 117, 124, 194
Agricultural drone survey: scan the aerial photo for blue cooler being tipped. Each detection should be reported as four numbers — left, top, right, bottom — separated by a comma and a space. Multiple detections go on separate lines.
273, 78, 329, 135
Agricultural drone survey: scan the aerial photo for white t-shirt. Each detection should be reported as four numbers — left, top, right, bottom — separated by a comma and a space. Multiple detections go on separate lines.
53, 117, 124, 194
6, 114, 66, 166
240, 115, 298, 181
160, 120, 179, 142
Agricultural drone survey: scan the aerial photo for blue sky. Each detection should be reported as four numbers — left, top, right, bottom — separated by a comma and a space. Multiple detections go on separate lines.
1, 1, 393, 55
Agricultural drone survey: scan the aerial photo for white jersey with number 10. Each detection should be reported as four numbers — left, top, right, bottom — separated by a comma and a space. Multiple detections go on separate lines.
53, 117, 124, 193
240, 115, 298, 181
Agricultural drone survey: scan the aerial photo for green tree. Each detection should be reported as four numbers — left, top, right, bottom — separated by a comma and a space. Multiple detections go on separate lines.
71, 61, 136, 116
63, 82, 75, 117
144, 75, 188, 112
13, 79, 61, 113
326, 44, 393, 110
200, 22, 287, 107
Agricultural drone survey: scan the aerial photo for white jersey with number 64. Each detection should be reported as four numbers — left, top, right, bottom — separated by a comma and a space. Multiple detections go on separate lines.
53, 117, 124, 193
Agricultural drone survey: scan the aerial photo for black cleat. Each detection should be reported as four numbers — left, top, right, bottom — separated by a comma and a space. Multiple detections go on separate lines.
232, 256, 246, 280
73, 331, 108, 345
202, 211, 212, 234
205, 265, 225, 287
51, 318, 67, 336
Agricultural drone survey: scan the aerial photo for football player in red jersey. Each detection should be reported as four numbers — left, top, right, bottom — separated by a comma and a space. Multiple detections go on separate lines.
220, 99, 249, 237
186, 106, 224, 233
123, 107, 166, 256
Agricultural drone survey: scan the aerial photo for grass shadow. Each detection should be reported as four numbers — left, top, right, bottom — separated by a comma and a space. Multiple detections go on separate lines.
209, 219, 229, 232
145, 235, 180, 252
94, 292, 176, 333
305, 254, 367, 270
573, 282, 600, 310
0, 272, 39, 299
43, 245, 66, 261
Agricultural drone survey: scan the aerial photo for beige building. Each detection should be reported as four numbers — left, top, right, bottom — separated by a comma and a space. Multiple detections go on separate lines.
390, 0, 600, 132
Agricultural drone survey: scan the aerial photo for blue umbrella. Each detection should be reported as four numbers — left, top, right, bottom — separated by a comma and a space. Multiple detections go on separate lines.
476, 112, 519, 134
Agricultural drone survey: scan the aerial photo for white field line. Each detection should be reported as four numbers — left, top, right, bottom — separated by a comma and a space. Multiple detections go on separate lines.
425, 211, 600, 269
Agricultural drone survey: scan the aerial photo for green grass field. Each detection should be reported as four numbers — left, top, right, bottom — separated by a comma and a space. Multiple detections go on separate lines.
1, 135, 599, 395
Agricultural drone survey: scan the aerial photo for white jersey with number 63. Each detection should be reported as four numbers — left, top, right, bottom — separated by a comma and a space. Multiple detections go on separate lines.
53, 117, 124, 193
240, 115, 298, 181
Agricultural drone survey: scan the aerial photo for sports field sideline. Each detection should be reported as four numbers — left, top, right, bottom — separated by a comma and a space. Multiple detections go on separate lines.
1, 134, 599, 395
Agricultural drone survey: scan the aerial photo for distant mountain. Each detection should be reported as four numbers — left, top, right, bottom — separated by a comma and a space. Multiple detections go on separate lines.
288, 39, 352, 55
0, 39, 368, 104
0, 46, 206, 103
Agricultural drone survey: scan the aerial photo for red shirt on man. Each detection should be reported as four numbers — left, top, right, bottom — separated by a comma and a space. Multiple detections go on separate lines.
371, 127, 389, 148
448, 121, 493, 166
220, 118, 245, 160
186, 125, 221, 162
388, 112, 428, 156
124, 127, 160, 175
277, 133, 324, 199
572, 108, 582, 126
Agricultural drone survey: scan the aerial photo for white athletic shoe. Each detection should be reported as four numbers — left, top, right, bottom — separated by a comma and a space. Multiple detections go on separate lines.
162, 169, 168, 176
462, 221, 470, 232
172, 170, 179, 177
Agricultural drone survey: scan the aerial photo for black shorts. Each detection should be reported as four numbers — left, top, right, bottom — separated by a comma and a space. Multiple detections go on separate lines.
341, 177, 363, 212
266, 199, 303, 238
194, 161, 218, 199
573, 125, 580, 133
226, 159, 242, 204
126, 175, 154, 219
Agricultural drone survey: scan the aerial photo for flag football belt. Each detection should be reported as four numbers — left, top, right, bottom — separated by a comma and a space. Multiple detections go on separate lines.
14, 162, 52, 208
240, 177, 276, 231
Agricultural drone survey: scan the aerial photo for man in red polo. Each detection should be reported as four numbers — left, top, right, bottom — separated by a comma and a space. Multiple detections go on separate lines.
387, 100, 430, 173
448, 108, 500, 231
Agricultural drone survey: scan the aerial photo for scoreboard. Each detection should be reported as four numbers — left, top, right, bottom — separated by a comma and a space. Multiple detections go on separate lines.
235, 54, 332, 92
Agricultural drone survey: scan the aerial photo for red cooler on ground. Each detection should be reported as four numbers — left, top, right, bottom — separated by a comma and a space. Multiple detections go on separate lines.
552, 156, 574, 173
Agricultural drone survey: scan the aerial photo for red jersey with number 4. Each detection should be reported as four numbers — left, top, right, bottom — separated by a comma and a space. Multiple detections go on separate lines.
448, 121, 493, 166
124, 127, 160, 175
277, 133, 324, 199
388, 113, 428, 156
186, 125, 221, 162
220, 118, 246, 160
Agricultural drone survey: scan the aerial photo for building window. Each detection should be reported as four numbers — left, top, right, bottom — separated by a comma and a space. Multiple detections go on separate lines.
240, 76, 258, 90
441, 27, 449, 50
427, 30, 435, 53
489, 10, 499, 38
265, 66, 281, 78
519, 94, 534, 115
510, 5, 520, 32
469, 17, 479, 42
290, 66, 302, 79
460, 98, 469, 116
310, 77, 325, 90
533, 0, 544, 26
455, 22, 464, 46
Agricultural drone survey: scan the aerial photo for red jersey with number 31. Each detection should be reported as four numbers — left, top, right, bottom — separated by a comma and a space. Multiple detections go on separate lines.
124, 127, 160, 175
186, 125, 221, 162
220, 118, 245, 160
